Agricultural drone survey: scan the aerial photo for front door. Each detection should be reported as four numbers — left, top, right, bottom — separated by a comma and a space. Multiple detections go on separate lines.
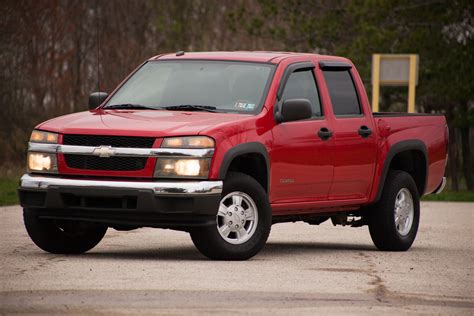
270, 65, 334, 203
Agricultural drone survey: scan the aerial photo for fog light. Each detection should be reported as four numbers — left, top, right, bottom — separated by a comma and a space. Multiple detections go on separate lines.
28, 152, 58, 173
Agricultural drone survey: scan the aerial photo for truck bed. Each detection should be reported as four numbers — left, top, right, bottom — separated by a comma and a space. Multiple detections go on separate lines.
373, 112, 444, 117
372, 113, 447, 196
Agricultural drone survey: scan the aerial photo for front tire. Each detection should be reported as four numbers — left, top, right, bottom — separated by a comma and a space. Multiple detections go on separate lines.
24, 209, 107, 254
368, 170, 420, 251
190, 172, 272, 260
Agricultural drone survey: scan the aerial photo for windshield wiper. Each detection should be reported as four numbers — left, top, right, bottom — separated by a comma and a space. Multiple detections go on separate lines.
104, 103, 158, 110
163, 105, 218, 113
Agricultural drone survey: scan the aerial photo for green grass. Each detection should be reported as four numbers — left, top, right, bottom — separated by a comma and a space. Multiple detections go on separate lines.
422, 191, 474, 202
0, 178, 19, 206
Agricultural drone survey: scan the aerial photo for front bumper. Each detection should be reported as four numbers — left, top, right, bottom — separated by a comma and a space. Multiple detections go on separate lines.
18, 174, 223, 229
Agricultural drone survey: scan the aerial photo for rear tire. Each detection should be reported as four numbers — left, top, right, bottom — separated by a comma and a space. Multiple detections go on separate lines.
190, 172, 272, 260
368, 170, 420, 251
24, 209, 107, 254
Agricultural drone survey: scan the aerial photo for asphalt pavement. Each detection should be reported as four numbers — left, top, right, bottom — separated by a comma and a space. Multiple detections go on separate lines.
1, 202, 473, 315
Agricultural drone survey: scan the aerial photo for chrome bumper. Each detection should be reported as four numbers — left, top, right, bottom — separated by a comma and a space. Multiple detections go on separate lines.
433, 177, 447, 194
19, 174, 223, 196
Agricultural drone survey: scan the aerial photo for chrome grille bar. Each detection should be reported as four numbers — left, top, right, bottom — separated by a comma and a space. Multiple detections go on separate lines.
28, 142, 214, 158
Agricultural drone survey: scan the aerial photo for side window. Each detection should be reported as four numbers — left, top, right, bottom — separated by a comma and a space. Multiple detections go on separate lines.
322, 70, 361, 116
281, 69, 322, 117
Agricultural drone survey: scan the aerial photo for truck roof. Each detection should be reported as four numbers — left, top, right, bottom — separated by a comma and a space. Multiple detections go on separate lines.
151, 51, 348, 64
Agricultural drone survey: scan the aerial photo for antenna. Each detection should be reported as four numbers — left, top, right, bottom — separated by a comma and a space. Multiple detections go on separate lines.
96, 0, 100, 92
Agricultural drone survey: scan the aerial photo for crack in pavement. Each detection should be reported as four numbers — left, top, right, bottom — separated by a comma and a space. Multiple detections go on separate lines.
358, 252, 390, 303
1, 289, 472, 314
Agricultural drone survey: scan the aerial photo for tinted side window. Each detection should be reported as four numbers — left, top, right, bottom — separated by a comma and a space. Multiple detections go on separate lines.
323, 70, 361, 116
281, 70, 322, 117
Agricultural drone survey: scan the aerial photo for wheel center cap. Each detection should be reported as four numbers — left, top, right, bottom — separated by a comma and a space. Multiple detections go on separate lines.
224, 206, 245, 230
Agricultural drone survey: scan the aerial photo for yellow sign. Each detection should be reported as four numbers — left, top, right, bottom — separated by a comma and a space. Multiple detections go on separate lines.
372, 54, 419, 113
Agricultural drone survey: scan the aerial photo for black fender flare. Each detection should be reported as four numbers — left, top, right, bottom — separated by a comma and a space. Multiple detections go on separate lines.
374, 139, 428, 202
217, 142, 270, 191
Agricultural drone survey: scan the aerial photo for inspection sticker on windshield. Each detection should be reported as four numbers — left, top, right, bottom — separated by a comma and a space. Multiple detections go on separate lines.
235, 101, 256, 111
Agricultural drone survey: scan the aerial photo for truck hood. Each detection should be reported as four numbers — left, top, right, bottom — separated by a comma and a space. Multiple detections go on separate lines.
37, 109, 249, 137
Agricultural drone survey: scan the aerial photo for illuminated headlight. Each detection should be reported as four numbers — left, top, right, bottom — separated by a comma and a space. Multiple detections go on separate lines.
156, 136, 214, 178
30, 130, 58, 143
154, 158, 211, 178
27, 152, 58, 173
161, 136, 214, 149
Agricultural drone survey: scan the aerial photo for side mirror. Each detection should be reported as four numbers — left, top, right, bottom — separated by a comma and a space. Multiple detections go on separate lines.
88, 92, 108, 110
275, 98, 312, 123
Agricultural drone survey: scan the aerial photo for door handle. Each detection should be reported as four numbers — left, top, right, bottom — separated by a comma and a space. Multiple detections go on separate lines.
358, 125, 372, 138
318, 127, 333, 140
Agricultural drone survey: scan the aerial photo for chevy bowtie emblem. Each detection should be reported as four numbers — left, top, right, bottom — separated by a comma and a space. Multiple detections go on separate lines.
93, 145, 116, 158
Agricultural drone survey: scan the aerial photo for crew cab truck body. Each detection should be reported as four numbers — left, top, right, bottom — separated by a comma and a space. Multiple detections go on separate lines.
19, 52, 448, 260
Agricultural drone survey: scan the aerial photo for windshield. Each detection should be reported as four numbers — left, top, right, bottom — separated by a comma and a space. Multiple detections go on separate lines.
105, 60, 275, 113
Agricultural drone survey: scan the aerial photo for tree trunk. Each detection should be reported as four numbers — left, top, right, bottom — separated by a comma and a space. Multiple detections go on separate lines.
460, 127, 472, 190
446, 105, 459, 191
459, 102, 473, 191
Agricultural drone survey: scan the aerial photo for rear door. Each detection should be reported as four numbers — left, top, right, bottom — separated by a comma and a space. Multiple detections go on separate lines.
270, 62, 334, 203
319, 61, 377, 200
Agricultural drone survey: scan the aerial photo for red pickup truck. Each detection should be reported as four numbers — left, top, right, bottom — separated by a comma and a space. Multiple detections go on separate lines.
19, 51, 448, 260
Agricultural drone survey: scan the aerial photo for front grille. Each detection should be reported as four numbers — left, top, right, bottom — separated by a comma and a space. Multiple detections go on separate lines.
63, 135, 155, 148
61, 135, 154, 171
64, 155, 148, 171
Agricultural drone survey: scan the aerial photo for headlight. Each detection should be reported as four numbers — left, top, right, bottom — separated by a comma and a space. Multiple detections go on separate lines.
154, 158, 210, 178
156, 137, 214, 178
161, 136, 214, 148
27, 152, 58, 173
28, 130, 59, 174
30, 130, 58, 143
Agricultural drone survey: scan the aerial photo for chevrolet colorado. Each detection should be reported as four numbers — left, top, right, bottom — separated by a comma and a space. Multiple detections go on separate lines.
19, 51, 448, 260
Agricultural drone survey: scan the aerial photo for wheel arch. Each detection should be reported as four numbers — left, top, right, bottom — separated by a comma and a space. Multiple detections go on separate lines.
374, 140, 428, 202
218, 142, 270, 193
